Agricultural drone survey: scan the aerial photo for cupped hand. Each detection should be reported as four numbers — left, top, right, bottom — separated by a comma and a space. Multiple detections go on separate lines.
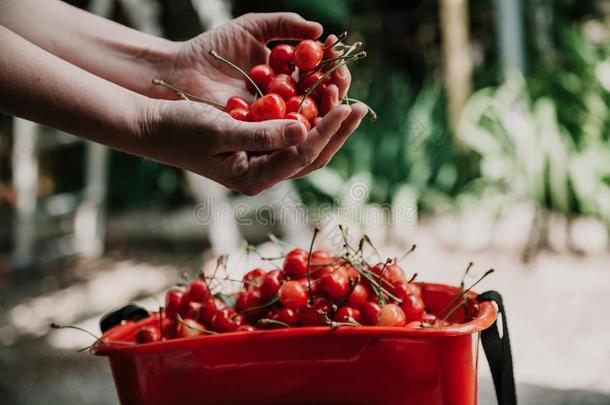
144, 13, 366, 194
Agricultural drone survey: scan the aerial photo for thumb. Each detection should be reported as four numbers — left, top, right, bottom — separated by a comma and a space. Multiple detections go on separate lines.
236, 12, 323, 42
222, 119, 308, 152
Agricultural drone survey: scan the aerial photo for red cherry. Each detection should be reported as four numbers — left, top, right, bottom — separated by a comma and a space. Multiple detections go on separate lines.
345, 283, 370, 308
235, 288, 262, 312
267, 307, 299, 327
285, 112, 311, 130
211, 308, 244, 333
260, 269, 284, 301
359, 301, 381, 326
135, 326, 159, 344
249, 93, 286, 121
401, 294, 425, 323
377, 303, 407, 327
294, 40, 324, 71
162, 321, 177, 339
319, 268, 350, 302
187, 279, 211, 303
237, 324, 256, 332
371, 263, 407, 286
278, 280, 308, 309
179, 301, 202, 320
248, 64, 274, 93
266, 75, 297, 100
214, 297, 229, 310
198, 297, 217, 327
243, 268, 266, 289
392, 282, 422, 301
176, 318, 206, 338
229, 108, 249, 121
333, 306, 361, 323
299, 297, 330, 326
285, 95, 318, 124
164, 288, 184, 320
297, 276, 319, 296
298, 71, 330, 101
224, 96, 249, 112
269, 44, 295, 75
283, 248, 309, 278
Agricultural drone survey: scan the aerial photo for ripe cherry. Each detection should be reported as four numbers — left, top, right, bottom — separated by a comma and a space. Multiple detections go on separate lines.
285, 95, 318, 124
359, 301, 381, 326
299, 297, 330, 326
187, 279, 211, 303
345, 283, 370, 308
333, 306, 361, 323
260, 269, 284, 301
135, 326, 159, 344
249, 93, 286, 121
211, 308, 244, 333
266, 74, 297, 100
401, 294, 425, 323
229, 108, 249, 121
243, 268, 266, 289
297, 276, 319, 296
224, 96, 249, 113
392, 282, 422, 301
278, 280, 308, 309
269, 44, 295, 75
177, 319, 206, 338
319, 268, 350, 302
165, 288, 184, 320
298, 70, 330, 101
294, 39, 324, 71
179, 301, 202, 320
198, 297, 217, 327
285, 112, 311, 130
162, 321, 177, 339
283, 248, 309, 279
237, 324, 256, 332
248, 64, 274, 93
267, 307, 299, 327
376, 303, 407, 327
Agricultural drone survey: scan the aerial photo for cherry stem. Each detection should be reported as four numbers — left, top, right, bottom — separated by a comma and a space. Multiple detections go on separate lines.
51, 323, 100, 340
258, 318, 290, 328
438, 269, 495, 320
240, 296, 279, 313
306, 227, 320, 302
408, 273, 418, 283
208, 50, 264, 98
397, 244, 417, 263
377, 258, 393, 305
324, 31, 348, 49
151, 79, 224, 110
317, 310, 359, 328
363, 235, 383, 262
460, 262, 474, 290
297, 51, 367, 114
175, 315, 218, 335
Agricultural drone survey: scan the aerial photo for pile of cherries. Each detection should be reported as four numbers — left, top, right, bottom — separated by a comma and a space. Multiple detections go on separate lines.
155, 35, 367, 130
133, 243, 483, 344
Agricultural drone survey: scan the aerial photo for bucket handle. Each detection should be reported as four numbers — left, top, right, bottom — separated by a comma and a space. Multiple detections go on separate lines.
477, 290, 517, 405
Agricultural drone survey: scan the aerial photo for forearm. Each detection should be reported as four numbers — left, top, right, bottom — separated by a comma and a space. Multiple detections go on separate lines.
0, 0, 177, 98
0, 26, 150, 155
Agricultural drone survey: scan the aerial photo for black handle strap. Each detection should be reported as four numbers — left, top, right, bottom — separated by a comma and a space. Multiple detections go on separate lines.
477, 290, 517, 405
99, 304, 149, 333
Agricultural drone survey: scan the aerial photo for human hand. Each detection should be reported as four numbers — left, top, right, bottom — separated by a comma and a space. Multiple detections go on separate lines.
139, 97, 367, 195
144, 13, 367, 192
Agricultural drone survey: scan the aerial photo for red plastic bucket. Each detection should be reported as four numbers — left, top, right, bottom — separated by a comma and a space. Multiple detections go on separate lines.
94, 283, 498, 405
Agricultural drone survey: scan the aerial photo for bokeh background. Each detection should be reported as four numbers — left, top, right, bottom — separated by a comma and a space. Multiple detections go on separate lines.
2, 0, 610, 404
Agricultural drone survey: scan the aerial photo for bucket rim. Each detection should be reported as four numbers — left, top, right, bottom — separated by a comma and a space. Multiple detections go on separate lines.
93, 282, 497, 356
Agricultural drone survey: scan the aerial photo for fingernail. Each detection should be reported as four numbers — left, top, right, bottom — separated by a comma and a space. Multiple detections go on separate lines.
285, 123, 306, 144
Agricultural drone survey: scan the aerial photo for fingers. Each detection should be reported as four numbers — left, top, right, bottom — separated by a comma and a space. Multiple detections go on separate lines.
290, 103, 367, 179
220, 119, 308, 152
319, 84, 340, 116
237, 12, 323, 43
227, 105, 351, 195
324, 35, 352, 99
